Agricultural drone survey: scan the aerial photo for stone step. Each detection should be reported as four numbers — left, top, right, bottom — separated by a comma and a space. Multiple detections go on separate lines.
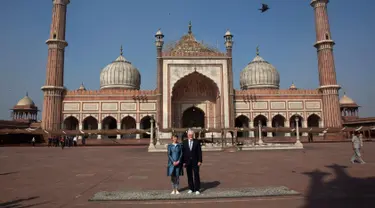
90, 186, 300, 201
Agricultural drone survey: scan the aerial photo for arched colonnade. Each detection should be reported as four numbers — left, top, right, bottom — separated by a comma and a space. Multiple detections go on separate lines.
234, 113, 323, 138
62, 115, 155, 139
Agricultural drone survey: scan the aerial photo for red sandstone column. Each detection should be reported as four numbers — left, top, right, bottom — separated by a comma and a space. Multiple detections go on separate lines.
155, 30, 164, 130
311, 0, 342, 128
41, 0, 70, 131
224, 30, 235, 128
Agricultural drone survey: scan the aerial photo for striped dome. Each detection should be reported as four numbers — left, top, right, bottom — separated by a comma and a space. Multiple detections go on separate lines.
240, 54, 280, 90
99, 49, 140, 90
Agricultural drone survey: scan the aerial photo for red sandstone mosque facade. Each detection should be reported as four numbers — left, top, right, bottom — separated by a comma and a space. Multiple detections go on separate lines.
26, 0, 370, 140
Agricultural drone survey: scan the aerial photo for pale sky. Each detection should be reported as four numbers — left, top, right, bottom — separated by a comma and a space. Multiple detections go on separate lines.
0, 0, 374, 120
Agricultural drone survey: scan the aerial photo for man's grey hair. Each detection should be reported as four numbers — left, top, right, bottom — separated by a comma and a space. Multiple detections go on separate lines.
187, 129, 194, 135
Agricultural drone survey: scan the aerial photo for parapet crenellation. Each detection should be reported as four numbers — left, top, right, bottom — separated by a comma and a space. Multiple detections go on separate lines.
162, 51, 226, 57
235, 88, 321, 95
65, 88, 157, 96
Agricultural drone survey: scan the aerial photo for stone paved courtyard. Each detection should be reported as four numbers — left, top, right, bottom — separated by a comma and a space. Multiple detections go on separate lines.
1, 143, 375, 208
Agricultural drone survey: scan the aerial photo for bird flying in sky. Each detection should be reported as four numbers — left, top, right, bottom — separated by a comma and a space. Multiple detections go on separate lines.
259, 3, 270, 13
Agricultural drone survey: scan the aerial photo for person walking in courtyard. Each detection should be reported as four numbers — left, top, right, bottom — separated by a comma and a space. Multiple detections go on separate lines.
308, 132, 313, 142
167, 134, 183, 195
31, 137, 35, 147
351, 132, 365, 164
60, 136, 65, 149
73, 136, 78, 146
182, 129, 203, 195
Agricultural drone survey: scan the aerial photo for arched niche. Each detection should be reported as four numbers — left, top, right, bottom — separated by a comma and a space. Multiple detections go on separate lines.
272, 114, 285, 137
307, 114, 320, 136
235, 115, 250, 138
83, 116, 98, 139
102, 116, 117, 139
121, 116, 136, 139
83, 116, 98, 130
63, 116, 79, 130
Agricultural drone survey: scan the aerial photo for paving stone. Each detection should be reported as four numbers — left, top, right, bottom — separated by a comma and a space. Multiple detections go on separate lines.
90, 186, 299, 201
128, 175, 148, 180
76, 173, 96, 177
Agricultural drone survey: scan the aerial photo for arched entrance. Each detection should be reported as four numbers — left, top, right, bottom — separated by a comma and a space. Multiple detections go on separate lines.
254, 115, 267, 137
121, 116, 136, 139
272, 114, 285, 137
102, 116, 117, 139
182, 106, 205, 128
181, 106, 205, 138
307, 114, 320, 127
235, 115, 249, 138
307, 114, 320, 136
83, 116, 98, 139
63, 116, 79, 130
171, 72, 220, 129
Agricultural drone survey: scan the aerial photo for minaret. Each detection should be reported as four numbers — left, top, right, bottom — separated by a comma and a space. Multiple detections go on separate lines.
224, 29, 235, 128
310, 0, 342, 128
155, 28, 164, 129
41, 0, 70, 130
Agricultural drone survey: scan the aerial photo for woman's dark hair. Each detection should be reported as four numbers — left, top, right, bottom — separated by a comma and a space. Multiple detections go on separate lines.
171, 134, 179, 138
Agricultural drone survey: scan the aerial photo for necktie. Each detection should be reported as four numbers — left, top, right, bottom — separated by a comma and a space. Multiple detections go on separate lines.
189, 140, 192, 150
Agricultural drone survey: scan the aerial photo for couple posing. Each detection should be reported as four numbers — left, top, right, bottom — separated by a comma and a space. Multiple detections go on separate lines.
167, 129, 202, 195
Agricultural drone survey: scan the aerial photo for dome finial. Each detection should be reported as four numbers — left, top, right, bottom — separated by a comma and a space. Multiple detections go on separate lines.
26, 91, 28, 96
120, 45, 123, 56
256, 46, 260, 56
188, 21, 192, 34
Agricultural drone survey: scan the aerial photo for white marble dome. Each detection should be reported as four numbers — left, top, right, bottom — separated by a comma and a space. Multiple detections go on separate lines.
339, 93, 357, 105
17, 95, 35, 106
240, 49, 280, 89
100, 48, 141, 90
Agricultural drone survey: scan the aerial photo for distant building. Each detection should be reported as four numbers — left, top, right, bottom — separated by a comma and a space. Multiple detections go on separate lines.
340, 93, 375, 128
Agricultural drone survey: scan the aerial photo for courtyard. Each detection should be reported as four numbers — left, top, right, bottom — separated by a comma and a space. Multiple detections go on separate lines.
1, 143, 375, 208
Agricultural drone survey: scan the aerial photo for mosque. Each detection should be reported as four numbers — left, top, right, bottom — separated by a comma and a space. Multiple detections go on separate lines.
2, 0, 375, 141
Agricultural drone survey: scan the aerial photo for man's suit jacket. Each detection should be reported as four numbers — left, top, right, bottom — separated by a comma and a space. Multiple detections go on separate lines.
182, 139, 202, 166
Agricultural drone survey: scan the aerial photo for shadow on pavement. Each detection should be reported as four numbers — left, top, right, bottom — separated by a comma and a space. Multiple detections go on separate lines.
302, 163, 375, 208
179, 181, 221, 192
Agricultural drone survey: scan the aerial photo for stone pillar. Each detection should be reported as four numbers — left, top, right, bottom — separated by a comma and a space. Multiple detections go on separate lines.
311, 0, 342, 128
97, 123, 102, 139
267, 120, 273, 137
249, 121, 254, 137
148, 117, 155, 150
116, 122, 121, 139
284, 120, 291, 137
136, 122, 140, 139
295, 117, 302, 146
41, 0, 70, 131
302, 120, 308, 136
258, 121, 264, 145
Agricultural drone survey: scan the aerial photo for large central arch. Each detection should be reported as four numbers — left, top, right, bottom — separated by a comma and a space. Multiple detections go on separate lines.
171, 71, 220, 129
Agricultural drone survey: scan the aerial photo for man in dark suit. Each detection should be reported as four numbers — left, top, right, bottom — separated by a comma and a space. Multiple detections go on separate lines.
182, 129, 203, 194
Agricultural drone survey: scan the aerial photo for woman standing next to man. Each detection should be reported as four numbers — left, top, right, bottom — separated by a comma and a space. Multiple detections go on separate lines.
167, 134, 183, 194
